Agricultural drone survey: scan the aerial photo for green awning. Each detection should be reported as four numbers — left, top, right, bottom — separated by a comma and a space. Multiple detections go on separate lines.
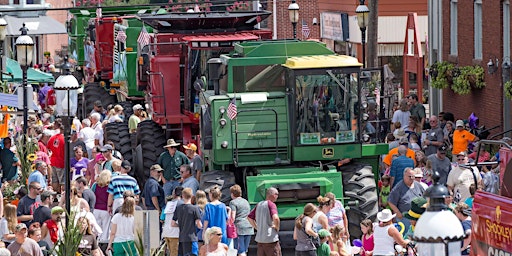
4, 58, 55, 83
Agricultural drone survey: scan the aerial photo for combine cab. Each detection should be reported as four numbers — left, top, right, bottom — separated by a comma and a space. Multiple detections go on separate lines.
199, 40, 388, 245
471, 139, 512, 255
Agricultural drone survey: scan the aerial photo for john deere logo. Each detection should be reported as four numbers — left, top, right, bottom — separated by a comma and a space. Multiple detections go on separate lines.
322, 148, 334, 158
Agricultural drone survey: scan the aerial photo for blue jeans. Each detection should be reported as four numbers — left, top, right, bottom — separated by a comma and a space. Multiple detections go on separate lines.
234, 235, 252, 254
163, 180, 180, 198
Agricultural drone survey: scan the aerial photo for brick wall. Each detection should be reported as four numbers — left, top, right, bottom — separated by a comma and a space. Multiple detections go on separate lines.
43, 0, 70, 63
266, 0, 320, 40
441, 0, 505, 131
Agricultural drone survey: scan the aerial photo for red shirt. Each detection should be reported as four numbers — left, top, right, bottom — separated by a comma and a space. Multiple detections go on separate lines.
47, 133, 65, 168
44, 219, 59, 243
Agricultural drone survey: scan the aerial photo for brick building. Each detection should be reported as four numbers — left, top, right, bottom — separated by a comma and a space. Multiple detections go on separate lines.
429, 0, 511, 132
264, 0, 321, 40
0, 0, 68, 68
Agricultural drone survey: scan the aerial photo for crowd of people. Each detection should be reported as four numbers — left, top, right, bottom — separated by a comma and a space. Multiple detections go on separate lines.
0, 98, 211, 256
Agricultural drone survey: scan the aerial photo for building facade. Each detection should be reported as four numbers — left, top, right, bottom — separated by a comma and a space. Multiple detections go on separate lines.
429, 0, 511, 132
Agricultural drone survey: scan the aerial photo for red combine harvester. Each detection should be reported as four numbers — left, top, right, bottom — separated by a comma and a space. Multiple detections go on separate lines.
131, 11, 272, 182
471, 139, 512, 255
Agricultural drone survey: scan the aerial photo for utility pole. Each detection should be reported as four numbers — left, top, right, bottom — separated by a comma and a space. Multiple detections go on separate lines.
367, 0, 379, 68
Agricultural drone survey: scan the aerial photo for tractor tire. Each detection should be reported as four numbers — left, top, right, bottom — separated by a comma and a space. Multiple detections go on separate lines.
137, 120, 166, 182
104, 122, 133, 164
341, 163, 378, 241
199, 170, 236, 204
118, 101, 134, 123
83, 82, 117, 116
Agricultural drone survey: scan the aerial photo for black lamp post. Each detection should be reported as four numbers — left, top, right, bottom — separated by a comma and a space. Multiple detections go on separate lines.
15, 23, 34, 135
53, 56, 79, 219
288, 0, 299, 39
356, 0, 369, 68
413, 172, 466, 255
0, 15, 7, 82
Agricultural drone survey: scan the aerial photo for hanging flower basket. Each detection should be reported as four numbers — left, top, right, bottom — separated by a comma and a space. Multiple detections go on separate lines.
505, 80, 512, 99
430, 61, 455, 89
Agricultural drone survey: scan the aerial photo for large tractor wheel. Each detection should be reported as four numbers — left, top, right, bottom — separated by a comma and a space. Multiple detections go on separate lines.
199, 170, 236, 204
104, 122, 133, 164
118, 101, 134, 123
83, 83, 117, 117
341, 163, 379, 240
136, 120, 166, 183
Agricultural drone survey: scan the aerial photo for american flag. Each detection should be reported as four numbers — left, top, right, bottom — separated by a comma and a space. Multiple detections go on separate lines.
227, 97, 237, 120
116, 30, 127, 43
302, 20, 310, 39
137, 25, 151, 48
96, 7, 102, 18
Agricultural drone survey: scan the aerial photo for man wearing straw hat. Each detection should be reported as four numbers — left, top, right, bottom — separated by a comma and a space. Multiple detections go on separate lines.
159, 139, 190, 197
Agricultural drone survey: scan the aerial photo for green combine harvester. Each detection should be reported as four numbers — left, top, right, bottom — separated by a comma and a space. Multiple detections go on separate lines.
199, 40, 388, 246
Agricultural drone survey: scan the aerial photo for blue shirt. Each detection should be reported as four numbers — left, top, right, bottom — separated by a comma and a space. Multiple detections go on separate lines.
28, 171, 47, 190
390, 156, 415, 187
107, 174, 140, 199
181, 177, 199, 195
143, 177, 165, 210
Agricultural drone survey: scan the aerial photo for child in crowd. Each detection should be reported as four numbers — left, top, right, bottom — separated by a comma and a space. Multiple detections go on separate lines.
464, 184, 476, 208
409, 133, 421, 151
455, 203, 472, 255
360, 219, 374, 256
331, 224, 350, 256
424, 160, 433, 186
316, 229, 332, 256
379, 175, 391, 210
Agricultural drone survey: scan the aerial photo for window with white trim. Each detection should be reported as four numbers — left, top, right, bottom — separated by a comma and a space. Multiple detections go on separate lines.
474, 0, 482, 59
450, 0, 458, 55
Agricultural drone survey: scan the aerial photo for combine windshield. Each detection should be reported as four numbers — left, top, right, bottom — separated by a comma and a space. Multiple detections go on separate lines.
294, 71, 359, 145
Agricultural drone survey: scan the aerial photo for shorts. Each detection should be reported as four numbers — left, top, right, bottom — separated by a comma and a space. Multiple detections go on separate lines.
51, 167, 65, 185
112, 240, 137, 256
235, 235, 251, 254
257, 241, 281, 256
178, 241, 198, 256
165, 237, 179, 256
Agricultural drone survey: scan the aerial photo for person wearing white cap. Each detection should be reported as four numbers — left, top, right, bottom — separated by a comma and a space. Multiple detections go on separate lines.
128, 104, 144, 133
452, 119, 478, 157
373, 209, 409, 256
447, 152, 482, 204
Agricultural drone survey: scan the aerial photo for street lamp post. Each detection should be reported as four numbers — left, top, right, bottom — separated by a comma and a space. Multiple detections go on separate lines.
356, 0, 369, 68
15, 23, 34, 135
0, 15, 8, 82
53, 56, 79, 220
288, 0, 299, 39
413, 172, 466, 255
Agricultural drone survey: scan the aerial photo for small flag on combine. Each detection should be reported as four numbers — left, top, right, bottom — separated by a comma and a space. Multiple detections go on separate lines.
96, 7, 102, 18
302, 20, 310, 39
227, 97, 237, 120
137, 25, 151, 48
116, 30, 127, 43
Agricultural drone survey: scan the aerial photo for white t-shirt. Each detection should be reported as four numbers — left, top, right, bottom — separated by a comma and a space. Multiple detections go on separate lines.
111, 213, 135, 242
92, 122, 103, 146
162, 200, 180, 238
79, 127, 96, 151
447, 166, 482, 203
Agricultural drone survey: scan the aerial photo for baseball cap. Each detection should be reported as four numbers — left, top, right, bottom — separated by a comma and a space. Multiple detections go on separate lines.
183, 143, 197, 151
318, 229, 331, 238
438, 144, 448, 152
413, 168, 423, 178
100, 144, 113, 152
456, 120, 465, 127
133, 104, 143, 111
150, 164, 163, 172
51, 206, 65, 215
41, 190, 57, 201
94, 100, 102, 107
15, 223, 27, 232
398, 137, 409, 145
121, 160, 131, 170
457, 151, 466, 156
